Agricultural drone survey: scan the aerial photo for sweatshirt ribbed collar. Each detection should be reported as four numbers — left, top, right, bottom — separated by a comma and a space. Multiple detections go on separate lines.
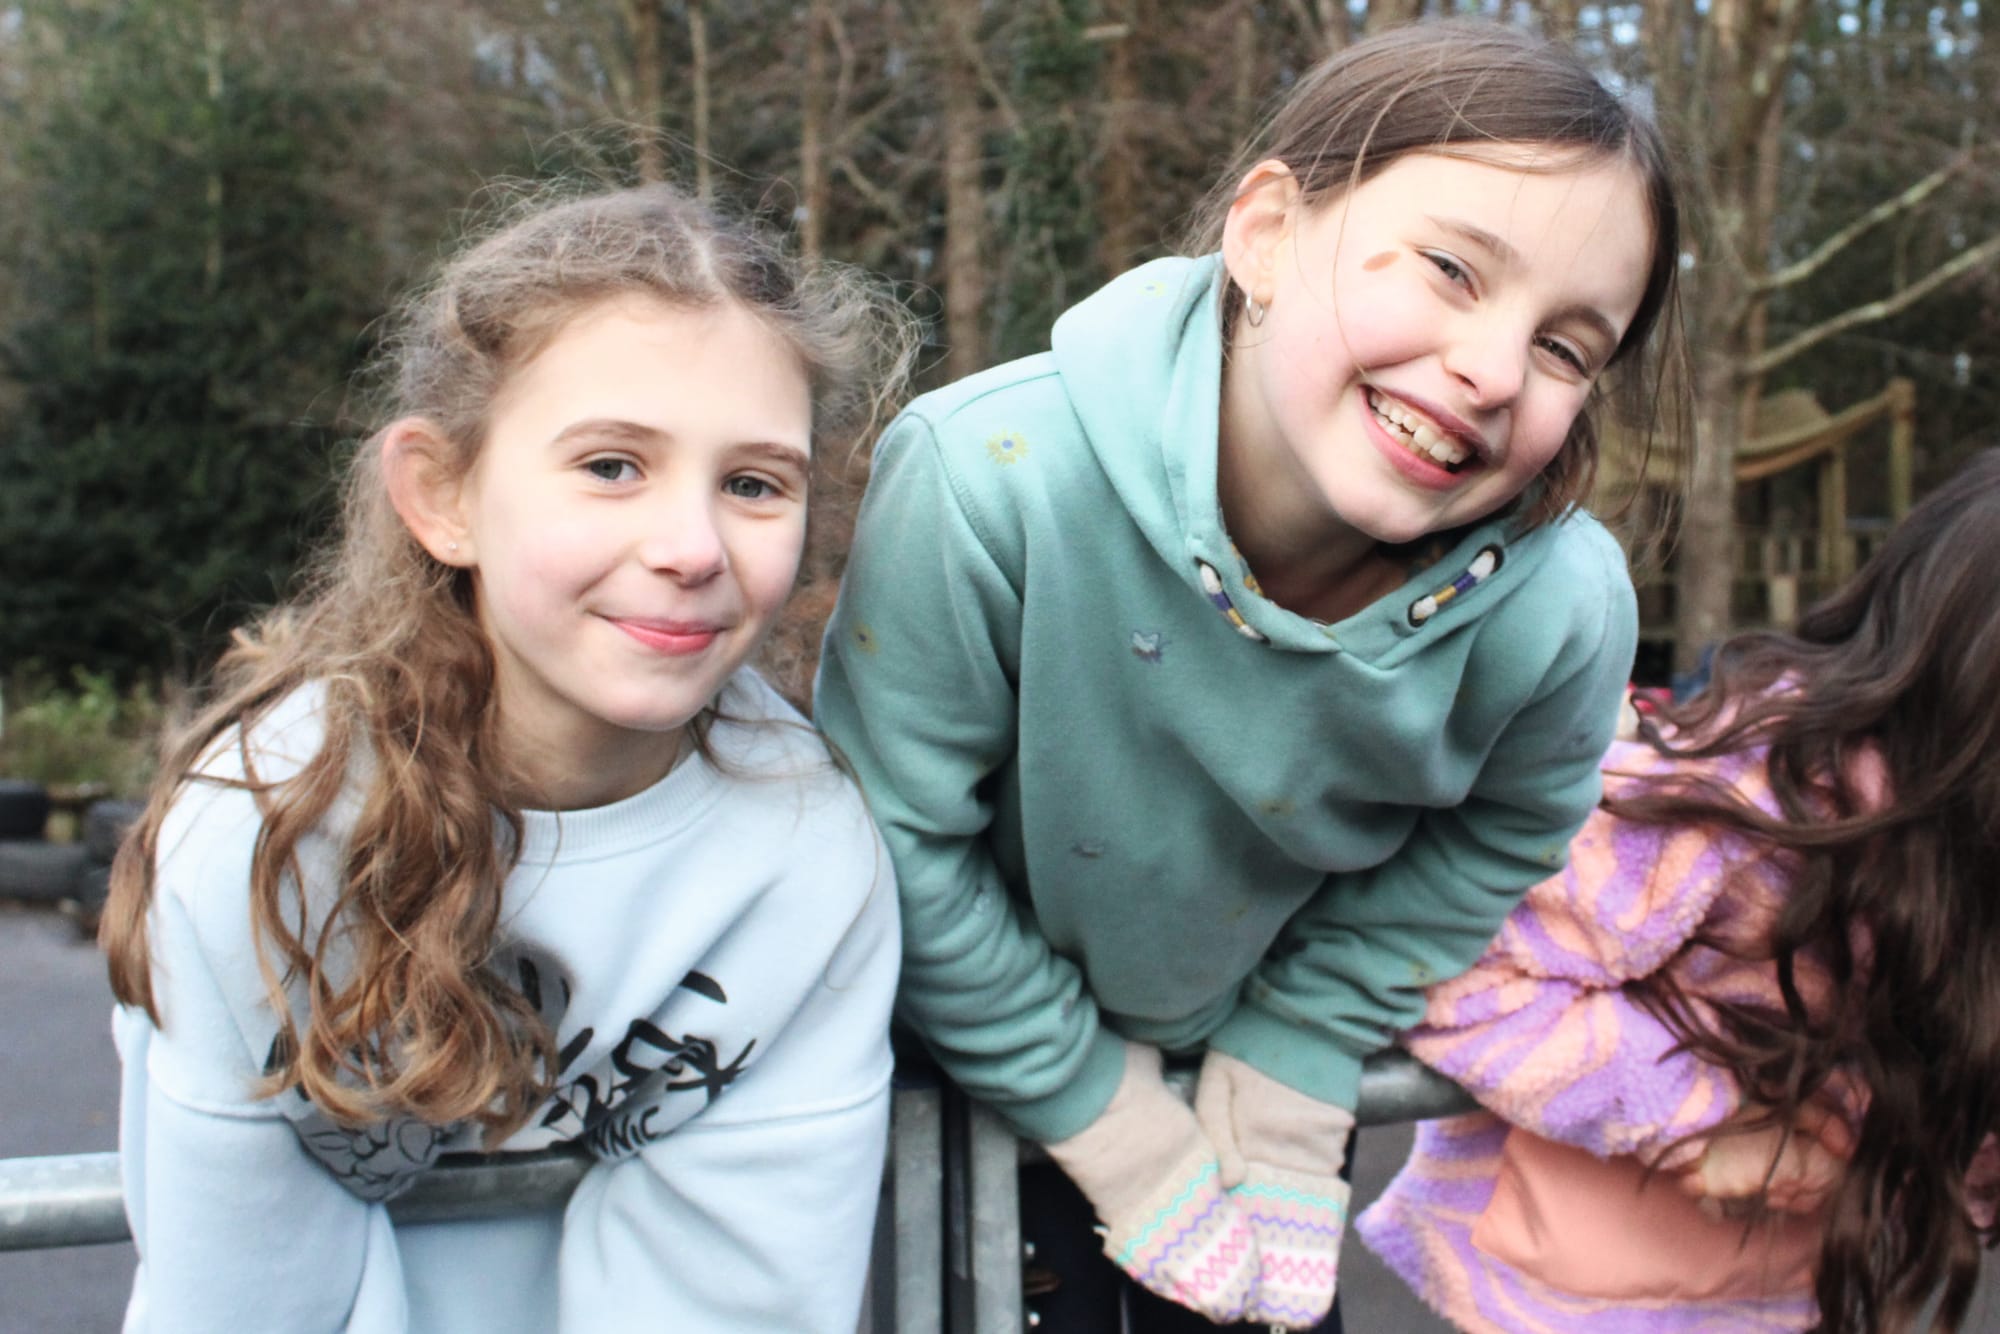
513, 745, 729, 865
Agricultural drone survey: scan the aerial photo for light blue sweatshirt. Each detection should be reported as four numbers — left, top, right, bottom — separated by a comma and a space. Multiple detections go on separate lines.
814, 255, 1637, 1143
116, 672, 898, 1333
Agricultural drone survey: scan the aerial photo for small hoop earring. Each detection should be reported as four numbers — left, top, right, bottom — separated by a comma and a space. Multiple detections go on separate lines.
1245, 296, 1268, 328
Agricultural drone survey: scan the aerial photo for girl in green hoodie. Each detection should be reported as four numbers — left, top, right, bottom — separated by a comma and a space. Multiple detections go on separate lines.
817, 19, 1685, 1332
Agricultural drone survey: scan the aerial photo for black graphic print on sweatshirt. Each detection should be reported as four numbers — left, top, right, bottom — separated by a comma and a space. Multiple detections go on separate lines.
270, 944, 755, 1201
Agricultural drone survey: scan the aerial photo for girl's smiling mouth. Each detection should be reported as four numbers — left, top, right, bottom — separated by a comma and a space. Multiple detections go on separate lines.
608, 616, 724, 655
1365, 388, 1487, 473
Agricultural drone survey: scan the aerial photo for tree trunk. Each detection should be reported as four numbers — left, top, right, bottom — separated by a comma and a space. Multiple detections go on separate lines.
1642, 0, 1684, 145
1668, 0, 1808, 670
1097, 0, 1138, 275
1541, 0, 1580, 43
1677, 343, 1742, 668
621, 0, 666, 182
1317, 0, 1350, 53
688, 0, 711, 200
940, 0, 985, 379
798, 0, 830, 261
1367, 0, 1422, 33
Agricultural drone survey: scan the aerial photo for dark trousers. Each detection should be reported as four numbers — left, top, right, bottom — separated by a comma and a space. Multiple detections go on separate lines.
1019, 1149, 1350, 1334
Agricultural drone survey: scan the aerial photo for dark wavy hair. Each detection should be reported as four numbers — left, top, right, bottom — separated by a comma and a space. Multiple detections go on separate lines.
1613, 447, 2000, 1333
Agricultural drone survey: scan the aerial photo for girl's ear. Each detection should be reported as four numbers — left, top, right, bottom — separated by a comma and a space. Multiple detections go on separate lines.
1221, 159, 1302, 316
381, 419, 475, 567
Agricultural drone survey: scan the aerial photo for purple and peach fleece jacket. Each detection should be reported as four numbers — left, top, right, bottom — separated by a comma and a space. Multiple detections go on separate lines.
1356, 736, 1829, 1333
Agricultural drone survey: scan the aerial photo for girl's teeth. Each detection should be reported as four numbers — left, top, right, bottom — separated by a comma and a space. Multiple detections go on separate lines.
1369, 391, 1471, 468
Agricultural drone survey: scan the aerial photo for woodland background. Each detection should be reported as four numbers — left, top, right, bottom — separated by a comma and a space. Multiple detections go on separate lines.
1, 0, 1997, 753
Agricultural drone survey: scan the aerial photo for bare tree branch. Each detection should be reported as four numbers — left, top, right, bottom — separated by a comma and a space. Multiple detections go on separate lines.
828, 94, 896, 156
963, 26, 1024, 138
1746, 231, 2000, 376
832, 152, 916, 230
1753, 152, 1972, 294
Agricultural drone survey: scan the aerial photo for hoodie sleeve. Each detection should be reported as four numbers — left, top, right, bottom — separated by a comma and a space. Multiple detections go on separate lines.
814, 413, 1127, 1143
1397, 813, 1745, 1162
1402, 748, 1811, 1163
1209, 524, 1640, 1116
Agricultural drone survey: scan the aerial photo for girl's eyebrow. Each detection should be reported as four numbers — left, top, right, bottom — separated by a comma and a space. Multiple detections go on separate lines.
733, 440, 813, 472
550, 419, 811, 468
1425, 214, 1520, 266
1423, 214, 1621, 350
550, 418, 662, 448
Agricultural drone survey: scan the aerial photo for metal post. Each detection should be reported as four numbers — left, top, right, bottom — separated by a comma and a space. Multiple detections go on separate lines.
889, 1081, 945, 1334
965, 1100, 1023, 1334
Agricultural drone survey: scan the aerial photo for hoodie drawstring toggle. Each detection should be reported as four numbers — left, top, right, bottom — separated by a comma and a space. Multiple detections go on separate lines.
1408, 545, 1503, 627
1195, 559, 1269, 643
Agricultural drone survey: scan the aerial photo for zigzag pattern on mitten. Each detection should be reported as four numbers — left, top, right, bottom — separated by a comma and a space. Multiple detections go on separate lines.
1256, 1253, 1338, 1285
1235, 1167, 1350, 1330
1104, 1156, 1260, 1322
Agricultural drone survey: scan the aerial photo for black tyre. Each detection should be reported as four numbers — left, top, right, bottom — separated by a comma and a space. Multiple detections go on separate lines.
83, 798, 146, 866
73, 861, 114, 913
0, 779, 51, 840
0, 839, 89, 901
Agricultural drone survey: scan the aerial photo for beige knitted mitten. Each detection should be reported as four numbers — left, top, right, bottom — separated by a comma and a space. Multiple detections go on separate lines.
1195, 1049, 1355, 1330
1043, 1042, 1259, 1322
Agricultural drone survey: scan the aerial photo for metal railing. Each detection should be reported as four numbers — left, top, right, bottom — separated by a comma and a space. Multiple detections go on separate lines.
1, 1050, 1474, 1334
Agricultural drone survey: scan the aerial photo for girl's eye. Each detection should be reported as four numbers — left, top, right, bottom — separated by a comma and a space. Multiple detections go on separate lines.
585, 457, 638, 483
1536, 335, 1591, 376
724, 474, 779, 500
1422, 250, 1475, 291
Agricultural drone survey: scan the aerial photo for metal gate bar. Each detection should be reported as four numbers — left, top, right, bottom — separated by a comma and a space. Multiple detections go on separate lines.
0, 1051, 1471, 1334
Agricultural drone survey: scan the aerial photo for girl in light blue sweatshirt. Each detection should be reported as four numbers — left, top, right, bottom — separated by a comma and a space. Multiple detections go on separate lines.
816, 20, 1686, 1332
101, 183, 915, 1333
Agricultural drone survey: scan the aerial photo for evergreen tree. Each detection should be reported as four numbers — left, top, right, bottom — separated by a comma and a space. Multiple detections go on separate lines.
0, 0, 379, 678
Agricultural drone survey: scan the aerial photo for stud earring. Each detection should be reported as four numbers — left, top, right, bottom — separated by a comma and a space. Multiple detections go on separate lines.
1245, 296, 1268, 328
447, 542, 459, 554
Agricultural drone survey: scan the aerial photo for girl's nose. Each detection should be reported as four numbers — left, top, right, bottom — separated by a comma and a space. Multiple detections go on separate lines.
1443, 324, 1528, 409
636, 494, 728, 583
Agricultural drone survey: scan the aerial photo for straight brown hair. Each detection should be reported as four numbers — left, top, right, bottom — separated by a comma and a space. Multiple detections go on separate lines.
1187, 18, 1687, 533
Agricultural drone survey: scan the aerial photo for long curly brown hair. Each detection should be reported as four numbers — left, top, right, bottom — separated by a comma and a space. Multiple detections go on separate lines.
1183, 18, 1689, 534
100, 182, 916, 1142
1614, 447, 2000, 1333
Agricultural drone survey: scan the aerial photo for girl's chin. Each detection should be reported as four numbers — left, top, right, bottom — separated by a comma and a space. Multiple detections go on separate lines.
1331, 498, 1465, 549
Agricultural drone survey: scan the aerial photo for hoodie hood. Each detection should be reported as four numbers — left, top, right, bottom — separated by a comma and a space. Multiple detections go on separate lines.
1049, 253, 1226, 590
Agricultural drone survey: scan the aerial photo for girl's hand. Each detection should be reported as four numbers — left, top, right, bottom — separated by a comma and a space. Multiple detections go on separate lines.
1195, 1049, 1354, 1331
1676, 1102, 1854, 1217
1043, 1042, 1259, 1322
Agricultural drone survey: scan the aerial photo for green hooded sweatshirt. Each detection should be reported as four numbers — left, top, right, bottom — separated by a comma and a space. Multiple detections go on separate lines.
815, 255, 1637, 1143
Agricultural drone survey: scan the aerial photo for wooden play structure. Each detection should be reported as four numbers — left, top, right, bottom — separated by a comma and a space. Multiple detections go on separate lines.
1607, 376, 1917, 648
